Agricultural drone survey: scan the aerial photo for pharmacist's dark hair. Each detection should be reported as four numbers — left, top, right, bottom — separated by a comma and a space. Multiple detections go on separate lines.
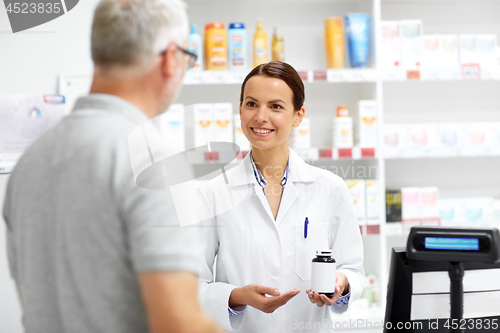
240, 61, 305, 111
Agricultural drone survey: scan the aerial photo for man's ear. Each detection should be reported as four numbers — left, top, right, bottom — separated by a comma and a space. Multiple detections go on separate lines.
293, 106, 306, 127
161, 44, 178, 77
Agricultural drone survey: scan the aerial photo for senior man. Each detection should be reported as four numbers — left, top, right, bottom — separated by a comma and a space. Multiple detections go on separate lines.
3, 0, 221, 332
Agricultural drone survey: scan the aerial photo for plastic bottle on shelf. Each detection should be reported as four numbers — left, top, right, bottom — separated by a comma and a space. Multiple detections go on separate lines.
188, 23, 203, 71
272, 25, 285, 62
204, 22, 228, 70
228, 23, 247, 71
345, 13, 370, 68
324, 17, 344, 69
253, 19, 268, 68
332, 105, 353, 148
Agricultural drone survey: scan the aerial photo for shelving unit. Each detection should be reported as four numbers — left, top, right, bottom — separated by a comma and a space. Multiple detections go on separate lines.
179, 0, 388, 325
183, 68, 500, 84
51, 0, 500, 329
381, 0, 500, 307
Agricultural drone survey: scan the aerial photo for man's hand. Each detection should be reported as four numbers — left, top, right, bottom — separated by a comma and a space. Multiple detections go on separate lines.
229, 284, 300, 314
306, 272, 349, 307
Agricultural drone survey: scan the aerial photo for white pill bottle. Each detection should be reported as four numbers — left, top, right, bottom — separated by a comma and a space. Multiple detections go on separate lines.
311, 249, 336, 297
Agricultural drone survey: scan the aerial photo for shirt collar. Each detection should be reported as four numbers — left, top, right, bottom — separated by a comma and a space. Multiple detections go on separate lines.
231, 148, 315, 188
72, 93, 149, 125
249, 150, 290, 194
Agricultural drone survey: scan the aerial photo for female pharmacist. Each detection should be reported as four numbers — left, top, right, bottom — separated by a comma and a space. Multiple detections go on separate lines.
198, 61, 365, 333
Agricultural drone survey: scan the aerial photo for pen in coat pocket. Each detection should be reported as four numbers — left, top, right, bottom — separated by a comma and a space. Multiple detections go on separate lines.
304, 217, 309, 238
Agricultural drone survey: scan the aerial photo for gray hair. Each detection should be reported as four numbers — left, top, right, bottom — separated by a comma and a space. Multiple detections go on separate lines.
91, 0, 188, 70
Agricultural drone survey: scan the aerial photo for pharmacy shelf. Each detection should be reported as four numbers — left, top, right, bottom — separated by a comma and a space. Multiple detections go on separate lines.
183, 69, 500, 85
384, 145, 500, 159
182, 69, 379, 85
187, 146, 378, 164
295, 147, 378, 160
382, 69, 500, 82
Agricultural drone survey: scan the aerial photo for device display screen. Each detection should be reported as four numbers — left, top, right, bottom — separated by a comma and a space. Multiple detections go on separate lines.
424, 237, 479, 251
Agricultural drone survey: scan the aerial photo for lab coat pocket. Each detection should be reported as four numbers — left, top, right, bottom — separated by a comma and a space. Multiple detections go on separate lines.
295, 223, 330, 281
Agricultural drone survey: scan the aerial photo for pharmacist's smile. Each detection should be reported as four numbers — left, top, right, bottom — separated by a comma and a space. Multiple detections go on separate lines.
250, 127, 275, 136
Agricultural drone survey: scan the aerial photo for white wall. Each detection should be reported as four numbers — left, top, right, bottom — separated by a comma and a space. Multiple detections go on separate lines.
0, 0, 98, 95
1, 1, 100, 331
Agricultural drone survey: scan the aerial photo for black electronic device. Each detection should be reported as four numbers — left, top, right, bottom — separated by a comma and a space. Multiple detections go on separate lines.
407, 227, 500, 263
384, 227, 500, 333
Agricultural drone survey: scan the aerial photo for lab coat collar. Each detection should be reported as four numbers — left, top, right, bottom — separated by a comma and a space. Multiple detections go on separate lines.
230, 148, 315, 188
287, 148, 316, 183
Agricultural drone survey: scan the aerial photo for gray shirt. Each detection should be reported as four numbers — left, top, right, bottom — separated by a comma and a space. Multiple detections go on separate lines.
3, 94, 201, 333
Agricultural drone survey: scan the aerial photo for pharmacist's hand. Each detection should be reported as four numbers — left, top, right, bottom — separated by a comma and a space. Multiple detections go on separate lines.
306, 272, 349, 307
229, 284, 300, 314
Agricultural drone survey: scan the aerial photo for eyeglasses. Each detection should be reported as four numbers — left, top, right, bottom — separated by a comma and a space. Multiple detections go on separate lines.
159, 44, 198, 69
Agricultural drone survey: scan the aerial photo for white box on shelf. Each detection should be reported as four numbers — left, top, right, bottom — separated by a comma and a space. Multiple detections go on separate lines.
465, 197, 495, 227
346, 179, 366, 226
291, 117, 311, 149
426, 123, 441, 147
467, 122, 490, 146
440, 35, 460, 70
439, 199, 459, 227
194, 103, 214, 146
421, 123, 442, 156
383, 124, 399, 147
384, 123, 426, 158
455, 122, 487, 156
422, 35, 441, 70
460, 35, 479, 65
213, 103, 233, 143
392, 124, 415, 155
365, 180, 380, 225
454, 122, 470, 146
397, 124, 416, 148
233, 114, 251, 151
442, 197, 496, 228
477, 35, 498, 79
439, 123, 459, 147
401, 187, 420, 222
420, 187, 440, 222
454, 198, 470, 226
380, 21, 402, 70
358, 100, 378, 148
161, 103, 185, 152
400, 20, 423, 71
410, 124, 429, 147
481, 122, 498, 150
383, 124, 400, 158
332, 117, 353, 148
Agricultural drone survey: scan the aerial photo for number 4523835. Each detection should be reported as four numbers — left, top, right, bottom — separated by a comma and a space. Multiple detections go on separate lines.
443, 319, 498, 330
6, 3, 62, 14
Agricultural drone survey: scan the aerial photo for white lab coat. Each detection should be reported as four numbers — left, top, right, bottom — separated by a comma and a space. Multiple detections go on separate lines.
199, 149, 365, 333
